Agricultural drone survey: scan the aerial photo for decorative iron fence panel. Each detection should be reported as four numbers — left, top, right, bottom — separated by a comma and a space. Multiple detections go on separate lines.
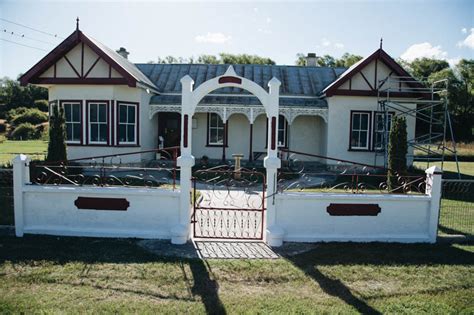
440, 179, 474, 236
0, 169, 14, 226
192, 166, 266, 240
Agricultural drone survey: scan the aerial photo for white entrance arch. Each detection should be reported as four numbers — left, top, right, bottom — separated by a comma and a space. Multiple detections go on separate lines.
171, 66, 284, 246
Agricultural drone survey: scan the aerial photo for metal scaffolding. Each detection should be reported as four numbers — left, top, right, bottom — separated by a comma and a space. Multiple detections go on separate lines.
376, 76, 461, 178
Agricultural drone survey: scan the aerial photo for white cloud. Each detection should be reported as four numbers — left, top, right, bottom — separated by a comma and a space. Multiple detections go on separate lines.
253, 7, 258, 13
457, 28, 474, 49
266, 17, 272, 24
461, 27, 467, 34
195, 32, 231, 44
321, 38, 331, 47
258, 28, 272, 35
447, 57, 461, 67
334, 42, 344, 49
400, 42, 448, 61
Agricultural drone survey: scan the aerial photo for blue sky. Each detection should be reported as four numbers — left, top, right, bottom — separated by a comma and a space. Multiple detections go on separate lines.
1, 0, 473, 79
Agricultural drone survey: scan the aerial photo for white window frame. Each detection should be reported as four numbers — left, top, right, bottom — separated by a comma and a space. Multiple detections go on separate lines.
117, 102, 138, 145
373, 112, 393, 150
88, 102, 108, 145
208, 113, 225, 146
63, 101, 82, 144
350, 111, 371, 150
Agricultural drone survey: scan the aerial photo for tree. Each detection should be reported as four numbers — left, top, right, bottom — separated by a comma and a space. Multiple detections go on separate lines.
46, 105, 67, 162
405, 58, 449, 80
294, 53, 362, 67
0, 77, 48, 112
150, 53, 275, 65
387, 116, 407, 191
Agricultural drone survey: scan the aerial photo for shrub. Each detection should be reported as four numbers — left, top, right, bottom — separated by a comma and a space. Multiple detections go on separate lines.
10, 123, 39, 140
5, 107, 29, 122
387, 116, 408, 191
0, 123, 6, 133
11, 108, 48, 126
34, 99, 49, 112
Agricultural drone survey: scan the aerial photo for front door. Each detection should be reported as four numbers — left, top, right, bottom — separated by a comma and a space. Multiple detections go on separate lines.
158, 112, 181, 148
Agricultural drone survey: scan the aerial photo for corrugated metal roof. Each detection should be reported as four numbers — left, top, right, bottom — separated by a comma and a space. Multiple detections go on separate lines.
136, 64, 346, 98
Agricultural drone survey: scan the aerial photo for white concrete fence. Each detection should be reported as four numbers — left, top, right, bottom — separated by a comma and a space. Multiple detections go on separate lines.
266, 166, 443, 246
13, 155, 183, 242
14, 153, 442, 246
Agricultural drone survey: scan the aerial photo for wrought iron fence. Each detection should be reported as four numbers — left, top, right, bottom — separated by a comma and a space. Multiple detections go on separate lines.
0, 169, 14, 226
277, 149, 427, 194
440, 179, 474, 236
28, 147, 180, 190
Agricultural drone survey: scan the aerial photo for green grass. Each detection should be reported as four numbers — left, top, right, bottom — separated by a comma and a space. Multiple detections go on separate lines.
414, 161, 474, 178
0, 140, 47, 166
0, 235, 473, 314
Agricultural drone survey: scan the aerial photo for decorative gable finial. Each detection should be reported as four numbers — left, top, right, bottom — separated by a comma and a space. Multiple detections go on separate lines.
380, 37, 383, 49
76, 17, 80, 30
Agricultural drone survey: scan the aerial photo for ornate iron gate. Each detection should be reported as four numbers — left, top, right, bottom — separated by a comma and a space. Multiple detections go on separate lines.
192, 166, 266, 240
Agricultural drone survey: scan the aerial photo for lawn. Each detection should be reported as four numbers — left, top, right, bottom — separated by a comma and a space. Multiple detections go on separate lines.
0, 235, 473, 314
0, 140, 47, 166
414, 161, 474, 178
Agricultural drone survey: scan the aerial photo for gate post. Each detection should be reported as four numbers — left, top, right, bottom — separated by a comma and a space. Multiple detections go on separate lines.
13, 154, 30, 237
171, 75, 195, 245
265, 78, 285, 247
425, 165, 442, 243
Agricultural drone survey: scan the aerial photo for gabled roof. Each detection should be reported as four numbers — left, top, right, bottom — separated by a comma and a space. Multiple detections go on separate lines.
322, 48, 423, 97
135, 63, 347, 96
20, 28, 157, 91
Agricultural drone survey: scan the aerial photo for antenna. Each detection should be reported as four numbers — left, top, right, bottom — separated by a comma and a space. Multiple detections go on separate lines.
380, 38, 383, 49
76, 17, 80, 31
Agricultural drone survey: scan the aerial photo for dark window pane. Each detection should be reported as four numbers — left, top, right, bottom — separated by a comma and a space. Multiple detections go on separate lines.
351, 131, 359, 147
72, 104, 80, 121
99, 124, 107, 142
64, 105, 72, 121
127, 106, 135, 123
90, 105, 97, 122
119, 125, 126, 142
91, 124, 98, 141
119, 105, 127, 123
127, 125, 135, 142
66, 124, 72, 141
99, 105, 107, 122
210, 129, 218, 143
353, 114, 360, 129
278, 130, 285, 144
278, 116, 285, 129
360, 131, 367, 147
361, 114, 368, 129
73, 123, 81, 141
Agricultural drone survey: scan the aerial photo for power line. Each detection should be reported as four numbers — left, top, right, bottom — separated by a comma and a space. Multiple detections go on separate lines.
0, 38, 48, 52
0, 18, 65, 39
2, 28, 55, 45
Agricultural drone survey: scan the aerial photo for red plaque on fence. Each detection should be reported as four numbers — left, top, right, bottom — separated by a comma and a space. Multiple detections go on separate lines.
327, 203, 381, 216
74, 197, 130, 211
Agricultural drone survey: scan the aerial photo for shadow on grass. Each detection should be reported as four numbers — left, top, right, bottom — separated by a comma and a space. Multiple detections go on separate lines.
0, 235, 226, 315
282, 242, 474, 315
438, 224, 472, 236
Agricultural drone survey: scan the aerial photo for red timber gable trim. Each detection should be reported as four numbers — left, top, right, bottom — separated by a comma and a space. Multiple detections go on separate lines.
324, 48, 426, 98
19, 29, 137, 87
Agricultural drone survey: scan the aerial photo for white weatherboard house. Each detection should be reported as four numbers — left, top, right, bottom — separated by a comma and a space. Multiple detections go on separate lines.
20, 25, 423, 166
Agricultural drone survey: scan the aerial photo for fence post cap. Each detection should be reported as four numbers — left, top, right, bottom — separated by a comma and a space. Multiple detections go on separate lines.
425, 165, 442, 175
12, 154, 29, 164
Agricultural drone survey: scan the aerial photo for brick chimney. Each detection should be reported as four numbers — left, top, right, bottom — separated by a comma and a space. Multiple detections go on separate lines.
305, 53, 318, 67
116, 47, 129, 59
